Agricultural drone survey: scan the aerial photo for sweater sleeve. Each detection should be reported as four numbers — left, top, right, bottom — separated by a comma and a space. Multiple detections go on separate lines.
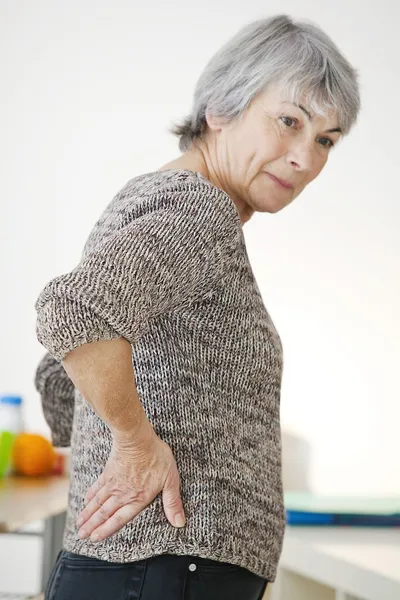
35, 182, 239, 362
34, 352, 75, 447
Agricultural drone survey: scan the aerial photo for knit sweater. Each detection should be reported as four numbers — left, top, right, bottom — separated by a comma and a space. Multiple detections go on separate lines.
34, 168, 285, 581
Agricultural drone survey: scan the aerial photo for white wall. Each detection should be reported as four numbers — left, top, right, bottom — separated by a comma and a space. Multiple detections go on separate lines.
1, 0, 399, 502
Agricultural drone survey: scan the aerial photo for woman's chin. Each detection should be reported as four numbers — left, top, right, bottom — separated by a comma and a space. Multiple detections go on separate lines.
252, 193, 290, 214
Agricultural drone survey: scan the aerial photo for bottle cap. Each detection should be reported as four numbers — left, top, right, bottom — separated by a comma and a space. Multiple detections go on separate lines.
0, 395, 22, 405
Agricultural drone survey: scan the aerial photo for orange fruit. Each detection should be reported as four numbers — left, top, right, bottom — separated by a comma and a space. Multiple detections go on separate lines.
12, 433, 55, 476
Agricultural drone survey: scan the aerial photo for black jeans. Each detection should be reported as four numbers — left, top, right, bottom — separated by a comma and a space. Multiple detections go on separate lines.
45, 550, 268, 600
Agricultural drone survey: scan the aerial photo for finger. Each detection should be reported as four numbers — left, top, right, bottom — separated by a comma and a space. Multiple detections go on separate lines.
77, 482, 112, 530
162, 464, 186, 528
89, 503, 140, 542
78, 495, 125, 539
84, 474, 106, 505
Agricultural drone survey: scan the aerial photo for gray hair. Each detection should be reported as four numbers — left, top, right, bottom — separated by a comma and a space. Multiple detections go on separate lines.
170, 15, 361, 152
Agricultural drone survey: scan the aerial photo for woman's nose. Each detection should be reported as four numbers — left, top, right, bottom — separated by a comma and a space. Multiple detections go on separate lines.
287, 140, 314, 173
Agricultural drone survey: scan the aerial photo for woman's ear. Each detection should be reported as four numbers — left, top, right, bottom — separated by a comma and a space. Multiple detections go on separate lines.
205, 109, 225, 132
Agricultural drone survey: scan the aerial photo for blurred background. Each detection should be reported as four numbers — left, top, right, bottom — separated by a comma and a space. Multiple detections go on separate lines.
1, 0, 399, 597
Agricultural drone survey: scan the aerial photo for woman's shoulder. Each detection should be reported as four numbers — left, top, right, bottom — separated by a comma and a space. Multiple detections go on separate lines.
99, 168, 215, 219
119, 168, 227, 206
82, 168, 241, 259
96, 168, 239, 230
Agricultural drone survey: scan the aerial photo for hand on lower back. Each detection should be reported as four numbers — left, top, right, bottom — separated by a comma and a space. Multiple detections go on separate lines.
75, 425, 186, 542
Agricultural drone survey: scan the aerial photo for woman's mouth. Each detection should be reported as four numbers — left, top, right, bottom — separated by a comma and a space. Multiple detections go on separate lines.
265, 172, 294, 189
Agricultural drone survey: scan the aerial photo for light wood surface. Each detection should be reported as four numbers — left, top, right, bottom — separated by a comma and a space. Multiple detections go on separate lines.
0, 474, 70, 532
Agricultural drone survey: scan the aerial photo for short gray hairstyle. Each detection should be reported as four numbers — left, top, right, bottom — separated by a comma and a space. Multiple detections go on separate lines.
170, 15, 361, 152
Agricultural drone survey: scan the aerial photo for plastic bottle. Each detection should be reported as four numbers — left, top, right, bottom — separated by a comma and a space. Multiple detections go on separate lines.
0, 395, 24, 477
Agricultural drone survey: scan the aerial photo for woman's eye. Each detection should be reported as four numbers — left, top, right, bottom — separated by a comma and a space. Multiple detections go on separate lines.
280, 116, 335, 149
318, 138, 334, 148
280, 116, 297, 127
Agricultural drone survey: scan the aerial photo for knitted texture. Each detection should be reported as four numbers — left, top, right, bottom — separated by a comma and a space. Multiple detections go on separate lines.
34, 352, 75, 447
34, 169, 285, 581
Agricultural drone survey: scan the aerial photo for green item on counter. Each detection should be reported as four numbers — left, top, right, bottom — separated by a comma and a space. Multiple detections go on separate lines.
0, 430, 15, 477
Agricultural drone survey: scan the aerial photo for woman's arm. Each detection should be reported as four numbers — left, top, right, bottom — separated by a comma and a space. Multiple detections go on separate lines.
62, 337, 148, 438
34, 352, 75, 447
62, 336, 186, 542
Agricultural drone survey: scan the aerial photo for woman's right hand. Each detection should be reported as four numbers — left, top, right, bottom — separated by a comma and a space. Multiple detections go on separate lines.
75, 423, 186, 542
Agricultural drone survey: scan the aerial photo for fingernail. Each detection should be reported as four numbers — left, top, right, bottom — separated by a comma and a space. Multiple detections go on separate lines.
91, 533, 99, 542
175, 513, 186, 528
76, 517, 84, 527
78, 529, 88, 539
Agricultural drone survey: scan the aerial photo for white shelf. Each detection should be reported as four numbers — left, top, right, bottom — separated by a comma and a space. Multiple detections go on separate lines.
269, 526, 400, 600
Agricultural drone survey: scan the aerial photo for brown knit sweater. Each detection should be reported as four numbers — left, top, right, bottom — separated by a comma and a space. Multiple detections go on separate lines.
34, 169, 285, 581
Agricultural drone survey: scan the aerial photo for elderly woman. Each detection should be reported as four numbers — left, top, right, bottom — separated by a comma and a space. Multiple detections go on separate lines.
35, 14, 360, 600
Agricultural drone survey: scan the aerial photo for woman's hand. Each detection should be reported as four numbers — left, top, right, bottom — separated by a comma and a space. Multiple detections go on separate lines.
75, 424, 186, 542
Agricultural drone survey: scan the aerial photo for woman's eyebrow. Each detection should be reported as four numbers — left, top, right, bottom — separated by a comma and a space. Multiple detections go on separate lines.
284, 101, 342, 134
325, 127, 342, 134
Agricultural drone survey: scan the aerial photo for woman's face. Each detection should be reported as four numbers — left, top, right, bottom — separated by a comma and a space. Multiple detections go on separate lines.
206, 83, 343, 216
